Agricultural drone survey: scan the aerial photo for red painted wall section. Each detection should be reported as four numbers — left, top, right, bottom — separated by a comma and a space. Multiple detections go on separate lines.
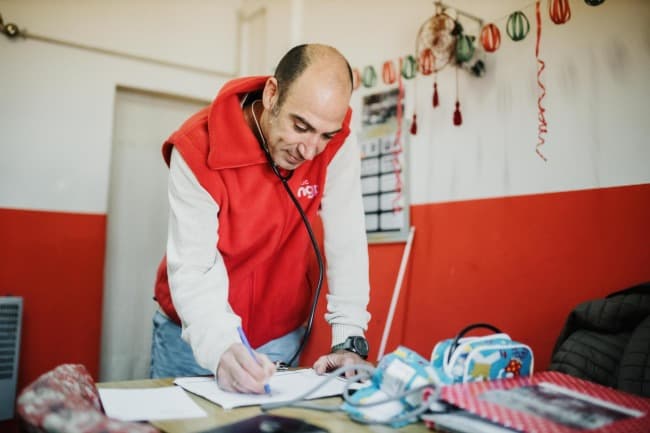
1, 182, 647, 399
302, 183, 650, 372
0, 208, 106, 394
301, 238, 409, 364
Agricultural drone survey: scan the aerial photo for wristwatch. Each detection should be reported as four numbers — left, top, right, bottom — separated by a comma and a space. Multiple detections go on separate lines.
331, 336, 369, 359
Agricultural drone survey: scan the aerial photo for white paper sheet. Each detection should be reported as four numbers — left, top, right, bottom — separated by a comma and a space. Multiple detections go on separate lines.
98, 386, 207, 421
174, 369, 353, 410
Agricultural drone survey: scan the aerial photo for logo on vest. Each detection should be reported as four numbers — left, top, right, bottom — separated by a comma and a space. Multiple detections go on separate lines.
297, 179, 319, 199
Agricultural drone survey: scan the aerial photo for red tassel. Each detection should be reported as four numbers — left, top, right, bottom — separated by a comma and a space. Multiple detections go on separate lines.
433, 82, 439, 108
453, 101, 462, 126
410, 113, 418, 135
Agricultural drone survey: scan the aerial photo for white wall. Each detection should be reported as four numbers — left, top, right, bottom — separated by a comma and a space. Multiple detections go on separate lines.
296, 0, 650, 204
0, 0, 240, 214
3, 0, 648, 210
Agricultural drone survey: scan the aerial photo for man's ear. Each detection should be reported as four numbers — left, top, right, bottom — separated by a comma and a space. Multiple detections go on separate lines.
262, 77, 279, 110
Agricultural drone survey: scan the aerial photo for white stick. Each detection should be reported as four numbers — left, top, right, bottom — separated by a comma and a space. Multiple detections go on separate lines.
376, 226, 416, 362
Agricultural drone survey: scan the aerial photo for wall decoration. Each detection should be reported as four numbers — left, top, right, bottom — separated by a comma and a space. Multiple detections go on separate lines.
412, 3, 465, 131
401, 54, 417, 79
415, 8, 456, 73
549, 0, 572, 24
418, 48, 434, 76
382, 60, 397, 85
506, 11, 530, 41
535, 0, 548, 161
455, 34, 476, 63
351, 0, 606, 158
358, 88, 410, 243
480, 23, 501, 52
362, 65, 377, 88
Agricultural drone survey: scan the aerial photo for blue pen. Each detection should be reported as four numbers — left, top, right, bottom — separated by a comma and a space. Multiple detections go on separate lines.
237, 326, 271, 394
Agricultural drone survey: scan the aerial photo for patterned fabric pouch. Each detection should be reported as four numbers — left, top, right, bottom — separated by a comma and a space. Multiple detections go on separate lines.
430, 323, 534, 385
343, 346, 439, 427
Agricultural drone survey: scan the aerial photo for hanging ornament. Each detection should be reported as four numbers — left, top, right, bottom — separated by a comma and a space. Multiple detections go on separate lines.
351, 68, 361, 90
432, 77, 439, 108
410, 113, 418, 135
453, 101, 462, 126
401, 55, 417, 79
469, 59, 486, 77
585, 0, 605, 5
535, 0, 548, 161
392, 58, 405, 213
382, 60, 397, 85
506, 11, 530, 41
453, 67, 462, 126
451, 20, 464, 37
455, 34, 475, 63
480, 23, 501, 52
549, 0, 571, 24
418, 48, 434, 76
361, 65, 377, 88
415, 9, 456, 73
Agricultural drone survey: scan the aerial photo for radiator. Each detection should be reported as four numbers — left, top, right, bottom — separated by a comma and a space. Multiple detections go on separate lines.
0, 296, 22, 421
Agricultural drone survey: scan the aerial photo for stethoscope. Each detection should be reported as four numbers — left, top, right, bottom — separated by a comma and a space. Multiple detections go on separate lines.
252, 100, 323, 368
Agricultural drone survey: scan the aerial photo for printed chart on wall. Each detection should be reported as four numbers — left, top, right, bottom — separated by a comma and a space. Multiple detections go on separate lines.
358, 88, 409, 243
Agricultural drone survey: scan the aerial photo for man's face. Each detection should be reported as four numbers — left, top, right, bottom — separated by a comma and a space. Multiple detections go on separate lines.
263, 71, 350, 171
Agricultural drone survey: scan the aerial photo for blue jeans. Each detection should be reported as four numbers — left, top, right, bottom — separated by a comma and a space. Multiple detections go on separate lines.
150, 310, 305, 378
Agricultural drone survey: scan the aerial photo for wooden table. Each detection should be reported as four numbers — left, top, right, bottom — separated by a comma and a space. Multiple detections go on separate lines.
99, 378, 435, 433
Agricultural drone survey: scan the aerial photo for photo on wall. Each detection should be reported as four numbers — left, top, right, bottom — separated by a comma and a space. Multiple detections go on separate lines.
358, 88, 409, 243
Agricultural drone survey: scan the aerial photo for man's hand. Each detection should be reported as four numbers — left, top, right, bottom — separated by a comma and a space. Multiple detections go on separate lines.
216, 343, 276, 393
313, 350, 372, 378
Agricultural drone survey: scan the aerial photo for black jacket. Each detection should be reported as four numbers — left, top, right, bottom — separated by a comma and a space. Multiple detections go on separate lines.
549, 283, 650, 397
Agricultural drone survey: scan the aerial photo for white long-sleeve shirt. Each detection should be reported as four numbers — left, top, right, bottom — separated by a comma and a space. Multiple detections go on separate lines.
165, 131, 371, 373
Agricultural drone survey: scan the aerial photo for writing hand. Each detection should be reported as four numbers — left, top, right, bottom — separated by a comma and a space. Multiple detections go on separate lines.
216, 343, 276, 394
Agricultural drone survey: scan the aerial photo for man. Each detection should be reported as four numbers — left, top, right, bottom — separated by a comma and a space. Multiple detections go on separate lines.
151, 44, 371, 394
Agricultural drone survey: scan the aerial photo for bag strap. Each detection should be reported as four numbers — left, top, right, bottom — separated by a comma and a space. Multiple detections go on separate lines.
447, 323, 503, 364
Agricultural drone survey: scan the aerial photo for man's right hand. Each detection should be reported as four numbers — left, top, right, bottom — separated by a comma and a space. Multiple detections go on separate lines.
216, 343, 276, 394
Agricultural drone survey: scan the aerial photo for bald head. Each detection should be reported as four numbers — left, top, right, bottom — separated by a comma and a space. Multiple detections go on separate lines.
273, 44, 353, 109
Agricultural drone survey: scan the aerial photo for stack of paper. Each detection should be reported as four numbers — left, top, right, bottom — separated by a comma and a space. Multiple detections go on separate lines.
98, 386, 207, 421
174, 368, 352, 410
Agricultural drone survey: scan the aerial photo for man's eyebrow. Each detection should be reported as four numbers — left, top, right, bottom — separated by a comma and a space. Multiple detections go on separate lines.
291, 114, 343, 136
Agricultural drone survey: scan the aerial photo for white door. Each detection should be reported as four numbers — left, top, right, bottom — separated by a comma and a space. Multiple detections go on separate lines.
101, 87, 207, 381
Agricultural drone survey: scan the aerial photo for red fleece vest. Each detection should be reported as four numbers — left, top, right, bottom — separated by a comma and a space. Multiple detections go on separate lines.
154, 76, 351, 348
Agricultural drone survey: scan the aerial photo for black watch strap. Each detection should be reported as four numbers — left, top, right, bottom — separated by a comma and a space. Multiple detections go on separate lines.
331, 335, 369, 359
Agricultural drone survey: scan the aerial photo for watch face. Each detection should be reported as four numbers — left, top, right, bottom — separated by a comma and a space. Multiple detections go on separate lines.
352, 336, 369, 356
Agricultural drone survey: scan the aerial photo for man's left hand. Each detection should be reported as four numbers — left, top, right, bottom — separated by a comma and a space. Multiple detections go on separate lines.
313, 351, 372, 377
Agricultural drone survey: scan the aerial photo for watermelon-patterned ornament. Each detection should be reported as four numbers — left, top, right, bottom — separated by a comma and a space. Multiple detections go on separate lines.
361, 65, 377, 88
549, 0, 571, 24
480, 23, 501, 52
418, 48, 434, 76
401, 54, 417, 79
506, 11, 530, 41
382, 60, 397, 85
455, 34, 475, 63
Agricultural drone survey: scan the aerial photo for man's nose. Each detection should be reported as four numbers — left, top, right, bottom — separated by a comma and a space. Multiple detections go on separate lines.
298, 136, 319, 160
